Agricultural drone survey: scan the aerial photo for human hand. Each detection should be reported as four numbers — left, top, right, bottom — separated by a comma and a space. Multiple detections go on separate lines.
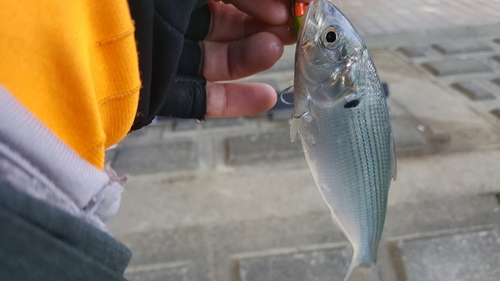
202, 0, 296, 118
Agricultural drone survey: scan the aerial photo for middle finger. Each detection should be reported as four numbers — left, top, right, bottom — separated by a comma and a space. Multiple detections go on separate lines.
207, 1, 295, 44
202, 32, 284, 81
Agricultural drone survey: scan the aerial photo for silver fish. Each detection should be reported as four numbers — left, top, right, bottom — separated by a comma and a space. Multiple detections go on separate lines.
290, 0, 397, 280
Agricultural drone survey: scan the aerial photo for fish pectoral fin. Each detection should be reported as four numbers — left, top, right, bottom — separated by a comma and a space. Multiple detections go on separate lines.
290, 117, 299, 142
390, 132, 397, 181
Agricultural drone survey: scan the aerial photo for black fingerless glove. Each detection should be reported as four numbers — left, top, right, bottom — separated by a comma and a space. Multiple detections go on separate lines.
128, 0, 210, 131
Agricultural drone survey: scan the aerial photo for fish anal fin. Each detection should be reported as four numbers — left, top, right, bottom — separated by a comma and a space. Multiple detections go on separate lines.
390, 132, 397, 181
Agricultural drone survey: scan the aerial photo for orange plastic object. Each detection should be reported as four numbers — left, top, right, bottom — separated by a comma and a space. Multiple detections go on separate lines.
294, 2, 308, 17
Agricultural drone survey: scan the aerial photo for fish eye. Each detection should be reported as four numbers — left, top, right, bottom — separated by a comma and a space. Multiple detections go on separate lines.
321, 26, 339, 49
325, 31, 336, 43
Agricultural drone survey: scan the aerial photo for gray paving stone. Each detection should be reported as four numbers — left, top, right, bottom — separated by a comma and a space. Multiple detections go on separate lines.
210, 212, 347, 281
494, 38, 500, 45
270, 109, 293, 122
432, 41, 494, 55
226, 131, 304, 165
493, 78, 500, 87
237, 246, 351, 281
391, 117, 427, 149
422, 59, 494, 76
120, 124, 168, 147
125, 263, 191, 281
384, 194, 500, 239
118, 226, 213, 281
492, 55, 500, 64
226, 117, 426, 164
394, 229, 500, 281
397, 45, 438, 58
105, 148, 118, 164
112, 141, 198, 174
174, 118, 245, 132
490, 108, 500, 119
451, 82, 496, 100
112, 190, 500, 281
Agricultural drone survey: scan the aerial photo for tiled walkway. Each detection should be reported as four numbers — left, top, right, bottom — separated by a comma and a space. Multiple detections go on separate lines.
332, 0, 500, 35
109, 2, 500, 280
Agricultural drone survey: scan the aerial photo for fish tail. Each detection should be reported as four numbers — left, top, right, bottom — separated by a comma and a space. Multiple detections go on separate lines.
344, 262, 379, 281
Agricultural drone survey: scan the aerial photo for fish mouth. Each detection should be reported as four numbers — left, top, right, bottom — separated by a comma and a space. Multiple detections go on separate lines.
296, 0, 317, 42
304, 0, 316, 21
309, 0, 334, 23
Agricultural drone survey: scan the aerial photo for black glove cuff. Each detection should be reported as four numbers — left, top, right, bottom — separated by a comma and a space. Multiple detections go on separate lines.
129, 1, 211, 130
158, 75, 207, 120
160, 4, 211, 120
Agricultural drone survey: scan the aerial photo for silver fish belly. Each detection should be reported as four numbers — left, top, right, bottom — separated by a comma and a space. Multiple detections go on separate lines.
291, 1, 396, 281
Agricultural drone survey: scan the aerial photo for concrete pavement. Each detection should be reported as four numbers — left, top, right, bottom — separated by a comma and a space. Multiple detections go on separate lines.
106, 1, 500, 280
334, 0, 500, 36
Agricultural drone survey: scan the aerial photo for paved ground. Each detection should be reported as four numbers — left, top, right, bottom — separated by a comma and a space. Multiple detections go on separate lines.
335, 0, 500, 36
106, 1, 500, 280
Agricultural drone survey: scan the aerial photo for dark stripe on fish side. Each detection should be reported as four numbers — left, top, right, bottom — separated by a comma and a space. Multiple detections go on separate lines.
362, 60, 391, 263
352, 94, 389, 264
359, 103, 380, 263
363, 107, 377, 263
349, 105, 377, 265
369, 95, 391, 263
374, 99, 391, 262
369, 102, 388, 263
350, 109, 367, 258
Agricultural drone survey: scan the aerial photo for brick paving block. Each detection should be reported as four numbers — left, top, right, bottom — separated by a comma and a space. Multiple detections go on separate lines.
397, 46, 437, 58
490, 108, 500, 119
451, 82, 496, 100
432, 41, 494, 55
394, 229, 500, 281
113, 141, 198, 174
237, 246, 350, 281
125, 264, 191, 281
174, 117, 245, 131
422, 59, 493, 76
226, 131, 303, 165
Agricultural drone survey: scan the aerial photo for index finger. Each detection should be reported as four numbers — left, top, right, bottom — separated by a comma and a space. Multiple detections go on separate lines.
206, 82, 277, 117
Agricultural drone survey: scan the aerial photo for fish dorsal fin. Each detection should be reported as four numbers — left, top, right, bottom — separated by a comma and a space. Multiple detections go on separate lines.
390, 132, 397, 180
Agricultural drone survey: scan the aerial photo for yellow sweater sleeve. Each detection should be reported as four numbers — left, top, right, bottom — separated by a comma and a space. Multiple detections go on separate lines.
0, 0, 141, 169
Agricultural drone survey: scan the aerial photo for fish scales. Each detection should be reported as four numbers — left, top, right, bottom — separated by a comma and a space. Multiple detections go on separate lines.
301, 79, 391, 264
290, 0, 396, 280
